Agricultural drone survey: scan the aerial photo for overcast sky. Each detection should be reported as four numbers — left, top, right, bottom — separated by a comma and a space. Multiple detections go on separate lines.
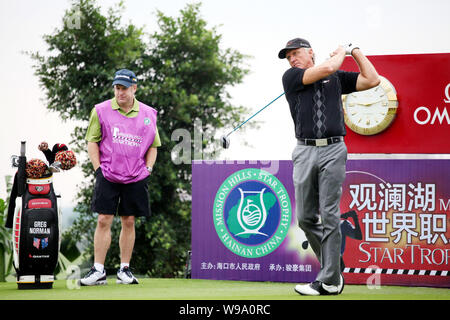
1, 0, 449, 208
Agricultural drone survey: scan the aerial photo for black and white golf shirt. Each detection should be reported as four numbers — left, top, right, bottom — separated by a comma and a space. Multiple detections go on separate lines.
282, 67, 359, 139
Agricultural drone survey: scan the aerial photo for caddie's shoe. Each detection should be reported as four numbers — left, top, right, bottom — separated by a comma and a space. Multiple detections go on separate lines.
116, 266, 139, 284
80, 266, 107, 286
295, 279, 342, 296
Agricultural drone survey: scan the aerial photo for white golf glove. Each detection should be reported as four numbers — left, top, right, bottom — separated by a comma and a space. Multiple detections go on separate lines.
343, 43, 359, 55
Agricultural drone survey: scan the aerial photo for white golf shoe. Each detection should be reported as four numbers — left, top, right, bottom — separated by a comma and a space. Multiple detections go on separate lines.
116, 266, 139, 284
80, 266, 107, 286
295, 274, 344, 296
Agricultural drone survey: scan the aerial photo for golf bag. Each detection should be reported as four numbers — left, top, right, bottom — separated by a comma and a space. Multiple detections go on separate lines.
6, 141, 62, 289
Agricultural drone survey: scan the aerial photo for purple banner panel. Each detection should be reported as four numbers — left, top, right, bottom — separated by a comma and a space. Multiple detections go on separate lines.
192, 159, 450, 287
192, 160, 319, 283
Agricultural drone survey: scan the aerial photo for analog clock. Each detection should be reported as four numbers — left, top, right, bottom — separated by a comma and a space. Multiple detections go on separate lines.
342, 75, 398, 135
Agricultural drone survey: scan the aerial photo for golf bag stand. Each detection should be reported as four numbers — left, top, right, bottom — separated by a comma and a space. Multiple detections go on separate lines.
7, 141, 62, 289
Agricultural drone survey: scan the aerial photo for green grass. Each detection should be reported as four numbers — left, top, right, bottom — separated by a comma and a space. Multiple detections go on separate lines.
0, 278, 449, 300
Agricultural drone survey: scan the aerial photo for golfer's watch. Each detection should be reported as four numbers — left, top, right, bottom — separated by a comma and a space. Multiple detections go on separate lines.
342, 75, 398, 135
147, 166, 153, 174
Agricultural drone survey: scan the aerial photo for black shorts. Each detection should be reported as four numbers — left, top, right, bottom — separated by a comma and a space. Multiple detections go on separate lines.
91, 168, 150, 217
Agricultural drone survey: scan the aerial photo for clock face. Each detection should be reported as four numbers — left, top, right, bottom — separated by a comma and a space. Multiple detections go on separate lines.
342, 76, 398, 135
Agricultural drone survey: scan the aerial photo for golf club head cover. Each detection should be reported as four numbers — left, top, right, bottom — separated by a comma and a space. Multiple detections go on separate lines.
52, 143, 68, 154
55, 150, 77, 170
25, 159, 48, 178
50, 143, 68, 164
344, 43, 359, 55
40, 143, 68, 164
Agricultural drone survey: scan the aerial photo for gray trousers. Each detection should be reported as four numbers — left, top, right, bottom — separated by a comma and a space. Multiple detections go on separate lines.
292, 141, 347, 285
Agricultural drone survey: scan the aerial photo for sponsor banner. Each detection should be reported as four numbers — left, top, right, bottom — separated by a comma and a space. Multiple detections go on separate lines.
341, 159, 450, 287
192, 160, 450, 287
192, 160, 319, 283
341, 53, 450, 153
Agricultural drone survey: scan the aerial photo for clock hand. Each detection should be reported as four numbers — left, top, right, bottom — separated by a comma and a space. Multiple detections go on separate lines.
349, 99, 385, 106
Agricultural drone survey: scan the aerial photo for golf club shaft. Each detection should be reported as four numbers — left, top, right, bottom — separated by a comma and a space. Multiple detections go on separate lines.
225, 92, 285, 137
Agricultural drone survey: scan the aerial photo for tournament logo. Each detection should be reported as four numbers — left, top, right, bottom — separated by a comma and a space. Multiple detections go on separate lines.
213, 168, 292, 258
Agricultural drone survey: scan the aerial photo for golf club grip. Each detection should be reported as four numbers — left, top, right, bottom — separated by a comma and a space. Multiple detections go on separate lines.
20, 141, 26, 156
17, 141, 27, 196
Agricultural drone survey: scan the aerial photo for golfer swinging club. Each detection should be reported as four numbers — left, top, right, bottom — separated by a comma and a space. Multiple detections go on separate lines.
278, 38, 380, 295
80, 69, 161, 285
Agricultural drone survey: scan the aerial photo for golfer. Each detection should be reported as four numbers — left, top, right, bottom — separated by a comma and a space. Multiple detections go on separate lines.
80, 69, 160, 285
278, 38, 380, 295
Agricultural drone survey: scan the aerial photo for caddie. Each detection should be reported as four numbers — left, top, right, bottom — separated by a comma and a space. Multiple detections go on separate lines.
80, 69, 161, 285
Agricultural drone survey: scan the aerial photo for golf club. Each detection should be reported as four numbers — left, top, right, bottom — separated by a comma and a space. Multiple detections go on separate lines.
221, 92, 285, 148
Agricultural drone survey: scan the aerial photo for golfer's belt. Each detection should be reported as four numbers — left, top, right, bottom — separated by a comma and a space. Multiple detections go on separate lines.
297, 136, 344, 147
